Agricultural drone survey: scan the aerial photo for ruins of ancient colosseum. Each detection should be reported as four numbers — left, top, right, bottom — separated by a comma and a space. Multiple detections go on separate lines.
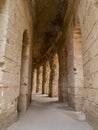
0, 0, 98, 130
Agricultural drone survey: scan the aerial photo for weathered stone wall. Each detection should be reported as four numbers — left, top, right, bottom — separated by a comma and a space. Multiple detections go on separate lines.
72, 25, 84, 111
0, 0, 33, 129
63, 0, 98, 128
65, 22, 84, 111
79, 0, 98, 128
1, 0, 98, 129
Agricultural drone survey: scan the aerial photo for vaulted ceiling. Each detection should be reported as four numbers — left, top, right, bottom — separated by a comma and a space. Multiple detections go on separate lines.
32, 0, 68, 63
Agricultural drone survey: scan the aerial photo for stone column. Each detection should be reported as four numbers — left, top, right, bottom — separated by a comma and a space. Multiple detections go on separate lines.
72, 25, 84, 110
49, 54, 59, 97
36, 66, 43, 93
42, 63, 46, 94
42, 61, 50, 94
58, 46, 68, 102
32, 68, 37, 92
19, 31, 31, 112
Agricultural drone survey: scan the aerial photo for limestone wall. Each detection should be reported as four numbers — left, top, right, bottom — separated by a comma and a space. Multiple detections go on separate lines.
0, 0, 9, 83
79, 0, 98, 128
63, 0, 98, 128
65, 22, 84, 111
0, 0, 33, 129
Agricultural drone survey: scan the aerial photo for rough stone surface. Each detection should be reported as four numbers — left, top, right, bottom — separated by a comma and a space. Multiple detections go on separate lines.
62, 0, 98, 128
57, 45, 68, 102
42, 61, 50, 94
32, 68, 37, 92
49, 53, 59, 97
0, 0, 98, 130
36, 65, 43, 93
0, 0, 33, 129
79, 0, 98, 128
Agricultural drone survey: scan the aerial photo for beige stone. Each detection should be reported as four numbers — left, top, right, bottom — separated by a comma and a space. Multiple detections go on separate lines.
0, 0, 98, 129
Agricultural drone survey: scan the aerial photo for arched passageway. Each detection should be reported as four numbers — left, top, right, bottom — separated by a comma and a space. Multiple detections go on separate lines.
32, 53, 59, 99
0, 0, 96, 129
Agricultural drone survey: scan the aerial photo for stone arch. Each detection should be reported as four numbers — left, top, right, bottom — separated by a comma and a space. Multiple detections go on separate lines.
18, 30, 31, 112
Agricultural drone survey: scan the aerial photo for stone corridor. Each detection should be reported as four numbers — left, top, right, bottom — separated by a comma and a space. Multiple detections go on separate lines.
8, 93, 92, 130
0, 0, 98, 130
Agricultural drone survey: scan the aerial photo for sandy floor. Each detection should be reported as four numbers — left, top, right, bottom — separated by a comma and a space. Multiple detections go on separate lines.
8, 93, 93, 130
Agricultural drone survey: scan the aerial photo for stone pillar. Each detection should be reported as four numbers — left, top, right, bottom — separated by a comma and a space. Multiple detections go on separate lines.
42, 63, 46, 94
36, 66, 43, 93
58, 46, 68, 102
42, 61, 50, 94
72, 25, 84, 111
49, 54, 59, 97
32, 68, 37, 92
18, 31, 31, 112
45, 61, 51, 95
